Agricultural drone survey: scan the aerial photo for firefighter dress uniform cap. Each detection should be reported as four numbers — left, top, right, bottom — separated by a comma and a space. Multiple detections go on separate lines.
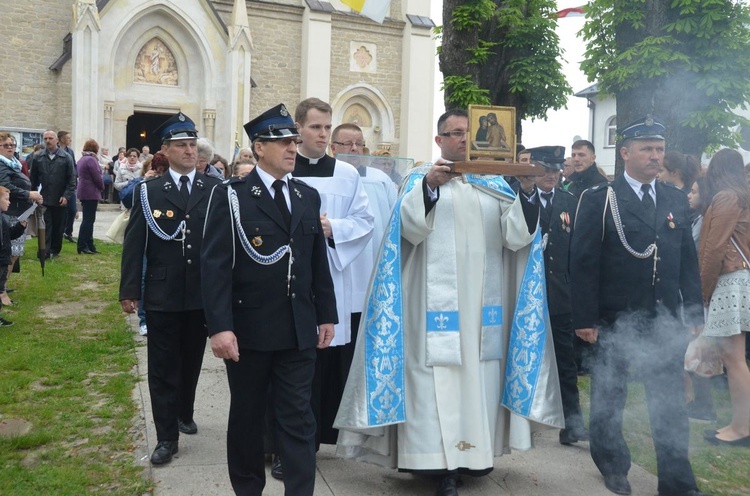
153, 112, 199, 142
525, 145, 566, 170
244, 104, 300, 141
619, 114, 666, 141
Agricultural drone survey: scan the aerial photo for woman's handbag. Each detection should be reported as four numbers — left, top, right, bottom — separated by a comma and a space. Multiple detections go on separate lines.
106, 209, 130, 244
684, 335, 723, 377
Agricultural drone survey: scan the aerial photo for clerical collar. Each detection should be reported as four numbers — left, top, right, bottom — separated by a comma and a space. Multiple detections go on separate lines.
296, 150, 326, 165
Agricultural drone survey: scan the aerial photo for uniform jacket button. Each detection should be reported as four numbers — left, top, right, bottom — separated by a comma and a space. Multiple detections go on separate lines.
291, 293, 296, 299
187, 259, 192, 264
185, 214, 190, 219
187, 244, 192, 250
186, 229, 191, 235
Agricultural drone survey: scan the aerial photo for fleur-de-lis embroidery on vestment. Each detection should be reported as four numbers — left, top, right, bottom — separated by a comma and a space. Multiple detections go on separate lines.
488, 307, 498, 324
435, 313, 449, 330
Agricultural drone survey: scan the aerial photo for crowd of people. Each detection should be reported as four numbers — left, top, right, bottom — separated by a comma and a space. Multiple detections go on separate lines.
4, 101, 749, 496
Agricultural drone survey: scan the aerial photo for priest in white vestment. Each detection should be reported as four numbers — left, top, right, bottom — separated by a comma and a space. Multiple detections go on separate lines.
334, 110, 563, 496
293, 99, 375, 450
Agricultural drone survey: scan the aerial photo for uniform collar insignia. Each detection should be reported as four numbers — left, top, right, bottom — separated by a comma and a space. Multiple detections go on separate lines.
251, 185, 262, 197
195, 178, 204, 189
163, 181, 173, 191
294, 188, 302, 199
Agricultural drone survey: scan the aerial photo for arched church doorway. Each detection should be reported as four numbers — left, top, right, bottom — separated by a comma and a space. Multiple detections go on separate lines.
126, 112, 170, 153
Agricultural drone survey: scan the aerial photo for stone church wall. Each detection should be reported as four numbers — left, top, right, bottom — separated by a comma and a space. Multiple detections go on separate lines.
4, 0, 73, 132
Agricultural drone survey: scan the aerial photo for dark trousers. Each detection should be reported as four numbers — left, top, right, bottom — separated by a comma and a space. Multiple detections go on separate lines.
77, 199, 98, 252
311, 312, 359, 448
146, 309, 207, 441
550, 313, 584, 428
589, 323, 697, 495
64, 192, 76, 236
225, 347, 317, 496
44, 205, 67, 255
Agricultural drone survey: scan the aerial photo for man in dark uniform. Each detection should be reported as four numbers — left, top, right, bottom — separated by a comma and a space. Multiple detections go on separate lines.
566, 139, 608, 198
518, 145, 588, 446
201, 104, 337, 496
570, 116, 707, 496
119, 112, 220, 465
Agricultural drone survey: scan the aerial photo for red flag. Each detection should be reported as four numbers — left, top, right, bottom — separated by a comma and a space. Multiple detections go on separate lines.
557, 6, 586, 18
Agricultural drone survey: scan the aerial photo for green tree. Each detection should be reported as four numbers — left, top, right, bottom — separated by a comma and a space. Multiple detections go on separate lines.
439, 0, 571, 142
582, 0, 750, 173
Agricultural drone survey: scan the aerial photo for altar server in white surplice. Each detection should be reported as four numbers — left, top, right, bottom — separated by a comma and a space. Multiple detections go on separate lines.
292, 98, 375, 450
334, 109, 564, 496
330, 123, 398, 319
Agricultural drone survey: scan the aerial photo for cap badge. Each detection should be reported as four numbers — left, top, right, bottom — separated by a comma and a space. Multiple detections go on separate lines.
645, 115, 654, 126
178, 113, 186, 122
280, 105, 289, 117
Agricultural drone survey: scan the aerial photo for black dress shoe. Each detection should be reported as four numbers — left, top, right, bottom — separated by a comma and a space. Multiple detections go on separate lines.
559, 426, 590, 445
603, 474, 632, 495
435, 475, 459, 496
77, 248, 95, 255
658, 491, 711, 496
271, 455, 284, 480
705, 433, 750, 446
150, 440, 178, 465
63, 234, 75, 243
178, 419, 197, 435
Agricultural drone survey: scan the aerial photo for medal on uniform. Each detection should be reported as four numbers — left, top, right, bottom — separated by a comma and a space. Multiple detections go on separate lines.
560, 211, 571, 232
166, 210, 174, 218
667, 212, 675, 229
252, 236, 263, 247
153, 209, 162, 218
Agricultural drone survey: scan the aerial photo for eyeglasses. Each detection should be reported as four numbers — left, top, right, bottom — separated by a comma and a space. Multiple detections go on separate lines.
0, 144, 16, 149
332, 141, 366, 149
260, 137, 303, 146
439, 131, 468, 139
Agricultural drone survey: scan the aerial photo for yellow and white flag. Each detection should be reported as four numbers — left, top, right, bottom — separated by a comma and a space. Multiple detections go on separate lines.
341, 0, 391, 24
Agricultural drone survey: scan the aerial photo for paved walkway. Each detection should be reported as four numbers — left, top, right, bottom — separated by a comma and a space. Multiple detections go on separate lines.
89, 206, 659, 496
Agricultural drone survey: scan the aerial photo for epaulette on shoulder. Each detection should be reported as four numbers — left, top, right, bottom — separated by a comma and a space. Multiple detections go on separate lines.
290, 177, 313, 189
587, 183, 610, 194
222, 176, 244, 185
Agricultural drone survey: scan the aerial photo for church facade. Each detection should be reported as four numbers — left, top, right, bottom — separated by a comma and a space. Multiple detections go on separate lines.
2, 0, 436, 162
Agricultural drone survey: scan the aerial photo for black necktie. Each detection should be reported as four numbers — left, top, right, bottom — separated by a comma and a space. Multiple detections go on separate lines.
272, 180, 291, 228
540, 191, 553, 219
641, 183, 655, 221
179, 175, 191, 205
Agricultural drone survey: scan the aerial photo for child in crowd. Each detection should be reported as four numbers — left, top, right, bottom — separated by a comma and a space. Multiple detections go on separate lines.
0, 186, 27, 327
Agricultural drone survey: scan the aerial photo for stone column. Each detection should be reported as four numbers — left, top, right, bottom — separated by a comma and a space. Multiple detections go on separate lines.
203, 110, 217, 144
400, 0, 435, 161
227, 0, 254, 154
301, 6, 332, 101
71, 0, 102, 152
103, 102, 114, 150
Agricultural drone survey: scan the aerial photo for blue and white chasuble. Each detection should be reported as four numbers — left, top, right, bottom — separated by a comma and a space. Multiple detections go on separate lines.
335, 167, 563, 470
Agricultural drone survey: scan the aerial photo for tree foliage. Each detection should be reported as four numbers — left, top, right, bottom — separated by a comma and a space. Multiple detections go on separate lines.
582, 0, 750, 168
439, 0, 571, 140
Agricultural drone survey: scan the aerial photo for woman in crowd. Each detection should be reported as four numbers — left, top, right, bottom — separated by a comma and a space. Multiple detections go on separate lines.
98, 147, 114, 202
699, 148, 750, 446
76, 139, 104, 254
659, 151, 701, 193
685, 174, 718, 422
210, 154, 229, 178
0, 132, 43, 305
114, 148, 142, 203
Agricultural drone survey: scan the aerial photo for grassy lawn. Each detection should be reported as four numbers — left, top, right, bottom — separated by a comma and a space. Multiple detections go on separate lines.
0, 239, 150, 495
578, 373, 750, 496
1, 234, 748, 495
